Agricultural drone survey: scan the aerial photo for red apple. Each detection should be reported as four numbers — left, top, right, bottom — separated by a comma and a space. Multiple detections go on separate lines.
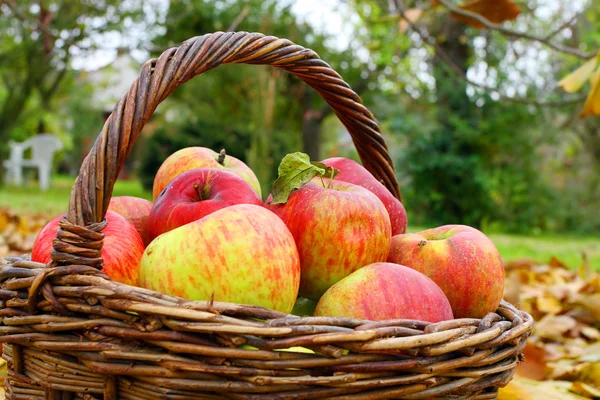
315, 262, 454, 322
148, 168, 264, 240
139, 204, 300, 313
108, 196, 153, 246
152, 147, 261, 200
387, 225, 505, 318
265, 179, 392, 300
31, 210, 145, 286
322, 157, 408, 235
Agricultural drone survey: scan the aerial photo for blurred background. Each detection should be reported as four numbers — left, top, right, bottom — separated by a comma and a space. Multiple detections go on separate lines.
0, 0, 598, 267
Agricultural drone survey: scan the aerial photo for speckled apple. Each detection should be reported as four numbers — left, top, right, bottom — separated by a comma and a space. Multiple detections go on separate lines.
265, 179, 392, 301
152, 147, 261, 200
108, 196, 153, 246
315, 262, 454, 322
148, 168, 263, 241
322, 157, 408, 235
387, 225, 505, 318
139, 204, 300, 313
31, 210, 145, 286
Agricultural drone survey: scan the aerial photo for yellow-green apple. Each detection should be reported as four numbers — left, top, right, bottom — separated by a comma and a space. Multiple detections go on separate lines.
108, 196, 153, 246
315, 262, 453, 322
152, 147, 261, 200
138, 204, 300, 313
387, 225, 504, 318
31, 211, 144, 286
265, 179, 392, 301
148, 168, 263, 241
322, 157, 408, 235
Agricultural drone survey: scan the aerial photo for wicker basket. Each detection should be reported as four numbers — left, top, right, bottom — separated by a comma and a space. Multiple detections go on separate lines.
0, 32, 533, 399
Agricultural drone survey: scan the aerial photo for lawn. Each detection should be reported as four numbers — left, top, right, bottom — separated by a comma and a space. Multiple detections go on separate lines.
0, 174, 151, 215
1, 174, 598, 269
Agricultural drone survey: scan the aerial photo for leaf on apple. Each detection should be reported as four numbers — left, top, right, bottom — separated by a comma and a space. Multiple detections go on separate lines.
270, 152, 339, 205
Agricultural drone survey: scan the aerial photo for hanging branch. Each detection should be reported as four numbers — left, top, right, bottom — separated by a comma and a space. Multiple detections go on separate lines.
436, 0, 595, 60
386, 0, 587, 107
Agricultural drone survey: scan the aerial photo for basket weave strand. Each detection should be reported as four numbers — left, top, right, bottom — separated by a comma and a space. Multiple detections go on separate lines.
0, 31, 533, 399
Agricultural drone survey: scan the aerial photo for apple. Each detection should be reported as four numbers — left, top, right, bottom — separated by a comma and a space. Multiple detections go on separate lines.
152, 147, 261, 200
139, 204, 300, 313
265, 179, 392, 301
108, 196, 153, 246
387, 225, 505, 318
314, 262, 454, 322
322, 157, 408, 235
31, 210, 145, 286
291, 297, 317, 317
148, 168, 263, 241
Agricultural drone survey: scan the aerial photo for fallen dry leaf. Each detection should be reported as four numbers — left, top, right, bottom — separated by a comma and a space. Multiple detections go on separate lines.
570, 381, 600, 398
499, 377, 590, 400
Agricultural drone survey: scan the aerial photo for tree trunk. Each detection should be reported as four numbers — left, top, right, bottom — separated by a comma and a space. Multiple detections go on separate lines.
301, 90, 322, 160
433, 18, 470, 125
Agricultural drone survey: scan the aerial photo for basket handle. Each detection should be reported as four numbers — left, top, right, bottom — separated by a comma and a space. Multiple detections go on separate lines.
51, 32, 400, 268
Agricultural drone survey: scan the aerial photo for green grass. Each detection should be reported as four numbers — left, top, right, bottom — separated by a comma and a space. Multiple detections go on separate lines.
1, 175, 598, 269
0, 174, 151, 215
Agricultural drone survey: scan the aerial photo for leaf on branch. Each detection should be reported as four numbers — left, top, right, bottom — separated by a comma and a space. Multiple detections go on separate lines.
269, 152, 338, 205
559, 57, 599, 93
450, 0, 521, 29
398, 8, 424, 34
580, 68, 600, 118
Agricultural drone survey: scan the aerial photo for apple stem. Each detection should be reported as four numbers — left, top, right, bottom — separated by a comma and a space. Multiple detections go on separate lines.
194, 182, 204, 201
218, 149, 226, 165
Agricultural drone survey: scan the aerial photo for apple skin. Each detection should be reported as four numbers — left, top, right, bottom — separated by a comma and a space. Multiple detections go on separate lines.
31, 210, 145, 286
315, 262, 454, 322
152, 147, 261, 200
387, 225, 505, 318
108, 196, 153, 246
139, 204, 301, 314
265, 179, 392, 301
148, 168, 263, 241
322, 157, 408, 235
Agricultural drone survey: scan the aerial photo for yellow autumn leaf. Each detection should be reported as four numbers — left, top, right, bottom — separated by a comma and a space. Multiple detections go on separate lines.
498, 381, 533, 400
570, 381, 600, 398
559, 58, 598, 93
580, 68, 600, 118
536, 292, 563, 314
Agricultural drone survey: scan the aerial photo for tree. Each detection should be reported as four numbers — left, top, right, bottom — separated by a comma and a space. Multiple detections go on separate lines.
0, 0, 150, 150
143, 0, 370, 195
349, 0, 599, 231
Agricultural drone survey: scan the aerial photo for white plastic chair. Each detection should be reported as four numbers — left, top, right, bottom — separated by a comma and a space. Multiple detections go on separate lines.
3, 134, 63, 191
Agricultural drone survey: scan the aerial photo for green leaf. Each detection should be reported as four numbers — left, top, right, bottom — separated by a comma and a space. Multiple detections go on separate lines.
269, 152, 339, 205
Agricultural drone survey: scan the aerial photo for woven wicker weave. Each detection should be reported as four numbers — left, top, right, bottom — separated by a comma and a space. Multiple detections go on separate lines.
0, 32, 533, 399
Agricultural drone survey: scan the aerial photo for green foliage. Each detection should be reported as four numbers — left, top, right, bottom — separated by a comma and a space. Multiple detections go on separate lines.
0, 0, 149, 149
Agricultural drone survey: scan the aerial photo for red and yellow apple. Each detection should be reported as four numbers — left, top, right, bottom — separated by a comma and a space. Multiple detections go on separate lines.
139, 204, 300, 313
152, 147, 261, 200
31, 211, 145, 286
387, 225, 505, 318
108, 196, 153, 246
322, 157, 408, 235
315, 262, 454, 322
265, 179, 392, 300
148, 168, 263, 241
